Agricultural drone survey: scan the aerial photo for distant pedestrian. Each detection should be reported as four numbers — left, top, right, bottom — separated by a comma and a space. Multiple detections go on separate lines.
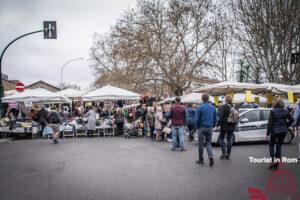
186, 103, 196, 141
267, 98, 294, 170
49, 107, 61, 144
155, 106, 164, 141
136, 104, 148, 136
195, 93, 217, 166
147, 107, 156, 140
217, 95, 238, 160
292, 98, 300, 161
37, 106, 48, 137
114, 108, 125, 136
85, 106, 97, 138
170, 97, 186, 151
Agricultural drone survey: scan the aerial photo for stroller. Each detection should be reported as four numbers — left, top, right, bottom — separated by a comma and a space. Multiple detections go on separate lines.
123, 118, 143, 139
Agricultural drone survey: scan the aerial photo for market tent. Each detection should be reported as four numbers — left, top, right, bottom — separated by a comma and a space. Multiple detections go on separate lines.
2, 88, 71, 103
181, 93, 214, 103
83, 85, 140, 101
218, 93, 267, 104
193, 81, 267, 95
55, 88, 85, 98
157, 96, 176, 104
4, 90, 18, 97
259, 83, 300, 94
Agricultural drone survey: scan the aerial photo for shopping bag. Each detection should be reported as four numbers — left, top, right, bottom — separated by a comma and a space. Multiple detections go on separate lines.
43, 126, 53, 137
162, 127, 172, 134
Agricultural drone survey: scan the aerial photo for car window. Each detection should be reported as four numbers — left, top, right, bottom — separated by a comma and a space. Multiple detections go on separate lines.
261, 110, 270, 121
242, 110, 260, 122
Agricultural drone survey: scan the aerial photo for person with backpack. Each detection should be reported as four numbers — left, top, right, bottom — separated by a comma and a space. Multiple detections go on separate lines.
186, 103, 196, 141
146, 107, 156, 140
37, 106, 48, 137
292, 98, 300, 161
195, 93, 217, 166
217, 95, 238, 160
49, 107, 62, 144
267, 98, 294, 169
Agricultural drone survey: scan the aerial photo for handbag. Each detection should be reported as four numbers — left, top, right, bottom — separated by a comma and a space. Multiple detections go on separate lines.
43, 126, 53, 137
162, 127, 172, 134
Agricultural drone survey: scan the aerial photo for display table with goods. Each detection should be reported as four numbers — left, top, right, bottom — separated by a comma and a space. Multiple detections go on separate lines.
0, 118, 40, 139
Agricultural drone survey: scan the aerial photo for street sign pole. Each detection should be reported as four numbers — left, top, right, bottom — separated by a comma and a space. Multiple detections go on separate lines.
0, 21, 57, 117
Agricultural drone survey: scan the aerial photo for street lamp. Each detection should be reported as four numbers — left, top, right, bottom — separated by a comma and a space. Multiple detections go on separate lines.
60, 58, 84, 90
73, 76, 94, 86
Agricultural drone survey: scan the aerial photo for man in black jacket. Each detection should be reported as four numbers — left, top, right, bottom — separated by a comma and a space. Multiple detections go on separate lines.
37, 106, 48, 137
217, 95, 237, 160
267, 98, 294, 169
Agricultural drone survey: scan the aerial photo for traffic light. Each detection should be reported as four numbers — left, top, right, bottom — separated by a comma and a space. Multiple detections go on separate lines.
43, 21, 57, 39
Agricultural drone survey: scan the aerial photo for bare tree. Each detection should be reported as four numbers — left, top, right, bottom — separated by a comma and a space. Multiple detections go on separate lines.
231, 0, 300, 84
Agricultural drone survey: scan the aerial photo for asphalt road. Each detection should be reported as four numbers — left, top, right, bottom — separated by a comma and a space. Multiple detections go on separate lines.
0, 137, 299, 200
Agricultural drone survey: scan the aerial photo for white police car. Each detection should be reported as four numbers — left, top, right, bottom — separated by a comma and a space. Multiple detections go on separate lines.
211, 108, 294, 144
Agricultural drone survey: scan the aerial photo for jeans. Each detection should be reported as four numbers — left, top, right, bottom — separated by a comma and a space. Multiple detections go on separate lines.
187, 124, 195, 140
219, 130, 234, 156
197, 127, 213, 159
149, 126, 155, 140
171, 126, 185, 149
269, 132, 286, 162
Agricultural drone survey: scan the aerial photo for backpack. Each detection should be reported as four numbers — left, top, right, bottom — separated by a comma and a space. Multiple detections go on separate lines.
227, 106, 239, 123
50, 112, 60, 124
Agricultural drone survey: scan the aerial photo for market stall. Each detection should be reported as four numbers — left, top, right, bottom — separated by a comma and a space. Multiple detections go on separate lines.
181, 92, 214, 103
1, 88, 71, 138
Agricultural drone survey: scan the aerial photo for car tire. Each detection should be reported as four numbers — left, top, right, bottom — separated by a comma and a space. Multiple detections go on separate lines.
284, 130, 293, 144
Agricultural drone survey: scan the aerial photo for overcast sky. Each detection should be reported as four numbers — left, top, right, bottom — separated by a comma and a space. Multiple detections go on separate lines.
0, 0, 137, 90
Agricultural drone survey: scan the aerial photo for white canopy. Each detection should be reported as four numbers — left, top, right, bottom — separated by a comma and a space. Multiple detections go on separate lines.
83, 85, 140, 101
260, 83, 300, 94
181, 93, 214, 103
193, 81, 267, 95
157, 96, 176, 104
2, 88, 71, 103
56, 88, 84, 98
4, 90, 18, 97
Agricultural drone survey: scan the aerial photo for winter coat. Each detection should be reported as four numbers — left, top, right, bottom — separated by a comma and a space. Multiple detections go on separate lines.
155, 111, 164, 130
267, 108, 294, 135
147, 112, 156, 127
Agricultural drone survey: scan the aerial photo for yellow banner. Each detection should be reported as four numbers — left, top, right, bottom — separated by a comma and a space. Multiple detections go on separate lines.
229, 92, 234, 102
287, 90, 294, 103
214, 96, 219, 106
254, 97, 260, 104
245, 90, 252, 103
267, 93, 273, 105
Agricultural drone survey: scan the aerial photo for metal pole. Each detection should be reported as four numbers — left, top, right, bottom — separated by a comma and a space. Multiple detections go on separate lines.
60, 58, 84, 90
0, 29, 44, 117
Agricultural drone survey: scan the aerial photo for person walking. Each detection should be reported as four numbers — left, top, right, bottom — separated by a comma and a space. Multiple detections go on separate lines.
147, 107, 156, 140
292, 98, 300, 161
170, 97, 186, 151
155, 106, 164, 141
49, 107, 61, 144
136, 104, 148, 136
114, 108, 125, 136
186, 103, 196, 141
195, 93, 217, 166
217, 95, 238, 160
85, 106, 97, 138
267, 98, 294, 170
37, 106, 48, 137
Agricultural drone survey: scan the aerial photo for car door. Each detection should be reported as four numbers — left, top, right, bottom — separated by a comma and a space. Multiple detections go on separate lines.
237, 110, 262, 141
254, 109, 271, 141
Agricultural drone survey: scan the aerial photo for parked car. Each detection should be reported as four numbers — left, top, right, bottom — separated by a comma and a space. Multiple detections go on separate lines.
195, 108, 294, 144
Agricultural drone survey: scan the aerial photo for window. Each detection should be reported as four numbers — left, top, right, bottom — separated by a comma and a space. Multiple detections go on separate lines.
261, 110, 271, 121
242, 110, 260, 122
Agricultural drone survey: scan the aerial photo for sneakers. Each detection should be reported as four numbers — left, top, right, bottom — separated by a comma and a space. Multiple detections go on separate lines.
220, 154, 226, 159
225, 155, 230, 160
209, 158, 214, 167
53, 139, 58, 144
180, 148, 186, 152
196, 159, 204, 164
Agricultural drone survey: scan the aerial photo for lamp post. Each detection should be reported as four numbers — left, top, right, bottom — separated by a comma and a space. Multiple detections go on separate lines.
60, 58, 84, 90
73, 76, 93, 87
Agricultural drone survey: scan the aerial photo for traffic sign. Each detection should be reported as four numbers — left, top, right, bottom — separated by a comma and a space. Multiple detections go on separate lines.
43, 21, 57, 39
15, 82, 25, 92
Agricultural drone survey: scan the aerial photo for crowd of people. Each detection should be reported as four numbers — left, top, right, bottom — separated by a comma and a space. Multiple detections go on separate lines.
3, 93, 300, 169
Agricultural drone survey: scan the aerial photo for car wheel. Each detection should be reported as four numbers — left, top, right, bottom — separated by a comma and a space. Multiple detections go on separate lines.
284, 131, 293, 144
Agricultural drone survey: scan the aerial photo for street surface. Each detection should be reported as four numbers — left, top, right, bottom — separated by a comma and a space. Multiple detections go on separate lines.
0, 137, 299, 200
